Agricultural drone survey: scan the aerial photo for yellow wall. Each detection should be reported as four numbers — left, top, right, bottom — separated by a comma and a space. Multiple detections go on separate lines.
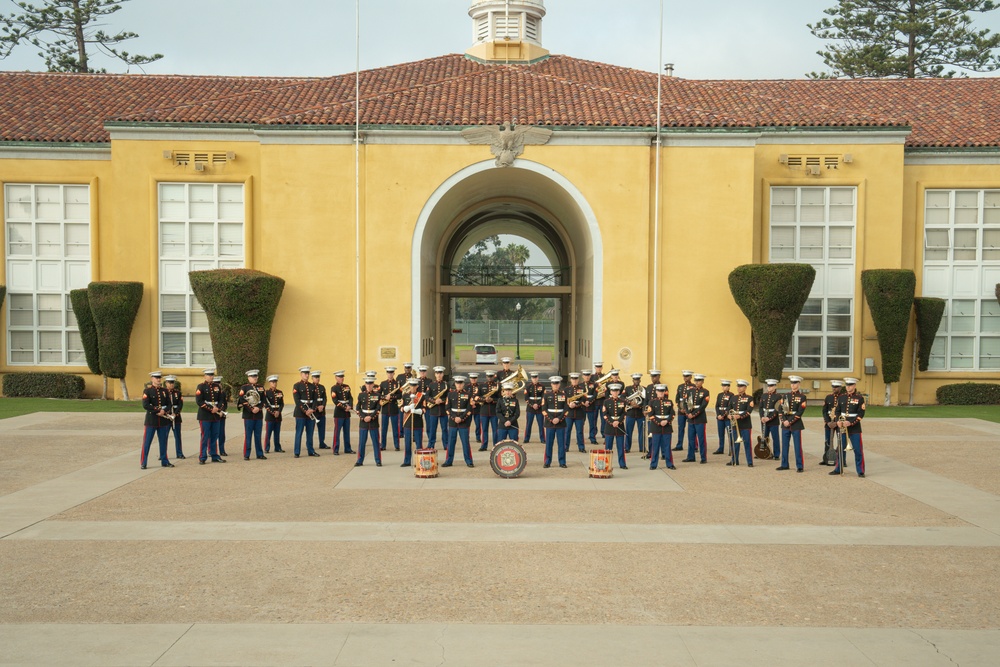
2, 133, 999, 404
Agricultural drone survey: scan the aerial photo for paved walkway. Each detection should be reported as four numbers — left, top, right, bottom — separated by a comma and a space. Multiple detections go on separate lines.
2, 412, 999, 665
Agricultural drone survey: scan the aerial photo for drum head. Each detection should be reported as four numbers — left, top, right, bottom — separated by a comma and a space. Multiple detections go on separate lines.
491, 440, 527, 479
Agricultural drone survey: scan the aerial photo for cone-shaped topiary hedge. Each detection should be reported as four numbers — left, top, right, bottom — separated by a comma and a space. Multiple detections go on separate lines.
728, 264, 816, 383
88, 282, 143, 395
0, 284, 5, 310
861, 270, 916, 385
913, 297, 946, 373
188, 269, 285, 391
69, 288, 101, 376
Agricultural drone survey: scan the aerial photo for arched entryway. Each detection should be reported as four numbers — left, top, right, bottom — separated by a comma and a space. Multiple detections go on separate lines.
411, 160, 603, 376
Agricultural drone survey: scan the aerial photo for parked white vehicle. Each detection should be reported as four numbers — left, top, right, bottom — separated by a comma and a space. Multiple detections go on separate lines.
474, 344, 498, 365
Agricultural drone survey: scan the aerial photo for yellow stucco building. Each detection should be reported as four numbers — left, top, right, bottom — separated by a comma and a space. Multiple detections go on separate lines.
2, 0, 999, 403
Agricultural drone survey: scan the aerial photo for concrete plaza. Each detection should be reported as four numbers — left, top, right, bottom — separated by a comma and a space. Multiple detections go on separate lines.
1, 410, 999, 665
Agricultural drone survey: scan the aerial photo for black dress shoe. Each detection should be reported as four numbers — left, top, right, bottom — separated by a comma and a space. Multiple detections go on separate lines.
394, 447, 400, 451
244, 457, 250, 461
355, 462, 363, 467
559, 464, 567, 468
294, 454, 300, 458
621, 465, 628, 470
376, 463, 382, 467
400, 463, 409, 467
212, 458, 226, 463
199, 460, 206, 465
275, 448, 285, 453
649, 466, 656, 470
442, 462, 453, 467
672, 446, 682, 451
747, 464, 753, 467
682, 458, 695, 462
772, 456, 780, 460
776, 466, 789, 470
319, 445, 330, 449
467, 463, 475, 467
666, 465, 676, 470
478, 446, 487, 451
161, 462, 174, 468
797, 469, 803, 473
829, 469, 840, 475
257, 455, 267, 460
726, 462, 736, 466
140, 464, 147, 469
543, 464, 551, 468
345, 449, 355, 454
712, 450, 725, 455
176, 455, 186, 459
700, 460, 706, 464
308, 452, 320, 457
333, 451, 340, 456
858, 473, 865, 478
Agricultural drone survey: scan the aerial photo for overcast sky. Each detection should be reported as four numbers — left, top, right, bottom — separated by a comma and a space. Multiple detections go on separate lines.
3, 0, 1000, 79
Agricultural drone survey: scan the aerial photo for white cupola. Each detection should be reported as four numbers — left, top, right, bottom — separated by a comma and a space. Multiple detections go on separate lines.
466, 1, 549, 63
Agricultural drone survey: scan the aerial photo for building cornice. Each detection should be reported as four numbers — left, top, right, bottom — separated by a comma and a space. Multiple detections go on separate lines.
0, 142, 111, 160
904, 148, 1000, 165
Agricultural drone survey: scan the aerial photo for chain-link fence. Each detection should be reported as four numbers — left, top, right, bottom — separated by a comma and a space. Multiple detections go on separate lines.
452, 319, 556, 346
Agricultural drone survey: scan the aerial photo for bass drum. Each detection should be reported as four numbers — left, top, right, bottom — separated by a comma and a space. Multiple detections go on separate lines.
490, 440, 527, 479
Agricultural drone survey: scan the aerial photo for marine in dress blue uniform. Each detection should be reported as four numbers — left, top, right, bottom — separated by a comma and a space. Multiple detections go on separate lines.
542, 376, 568, 468
831, 378, 866, 477
330, 371, 354, 455
714, 379, 735, 455
213, 376, 230, 456
497, 382, 521, 442
310, 371, 330, 449
674, 370, 694, 451
623, 373, 646, 453
263, 375, 285, 453
292, 366, 320, 458
140, 371, 174, 469
426, 366, 449, 448
379, 367, 402, 451
728, 379, 755, 466
523, 372, 546, 443
355, 377, 382, 466
591, 362, 606, 439
777, 375, 807, 472
602, 383, 628, 469
443, 376, 474, 467
400, 378, 424, 466
238, 369, 267, 460
683, 374, 710, 464
582, 370, 599, 444
163, 375, 184, 459
565, 373, 587, 452
821, 380, 845, 466
479, 370, 500, 450
758, 379, 781, 461
645, 384, 675, 469
642, 370, 662, 457
194, 369, 225, 464
467, 372, 483, 443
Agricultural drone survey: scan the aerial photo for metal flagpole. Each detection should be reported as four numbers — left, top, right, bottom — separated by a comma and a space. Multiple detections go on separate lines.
355, 0, 362, 374
651, 0, 664, 369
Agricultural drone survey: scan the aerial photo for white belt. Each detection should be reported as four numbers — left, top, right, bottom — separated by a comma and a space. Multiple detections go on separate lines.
547, 409, 565, 414
361, 410, 376, 415
847, 414, 858, 418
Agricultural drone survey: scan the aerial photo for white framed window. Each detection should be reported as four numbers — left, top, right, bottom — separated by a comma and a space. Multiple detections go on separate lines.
770, 186, 857, 372
4, 184, 91, 365
494, 14, 520, 39
158, 183, 244, 367
923, 189, 1000, 371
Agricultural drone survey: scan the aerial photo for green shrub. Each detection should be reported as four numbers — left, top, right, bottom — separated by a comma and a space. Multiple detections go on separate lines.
913, 297, 946, 372
728, 264, 816, 383
0, 284, 6, 310
88, 282, 143, 379
189, 269, 285, 393
996, 283, 999, 305
3, 372, 85, 398
936, 383, 1000, 405
861, 270, 915, 384
69, 288, 101, 376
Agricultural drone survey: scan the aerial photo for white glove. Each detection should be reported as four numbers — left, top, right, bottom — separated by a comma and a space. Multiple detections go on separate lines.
403, 405, 412, 413
413, 408, 423, 415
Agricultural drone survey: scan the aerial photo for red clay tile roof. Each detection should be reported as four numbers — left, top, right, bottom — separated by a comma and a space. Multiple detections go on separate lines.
2, 53, 1000, 147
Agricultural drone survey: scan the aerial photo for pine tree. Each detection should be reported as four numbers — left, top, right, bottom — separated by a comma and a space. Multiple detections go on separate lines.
0, 0, 161, 73
808, 0, 1000, 78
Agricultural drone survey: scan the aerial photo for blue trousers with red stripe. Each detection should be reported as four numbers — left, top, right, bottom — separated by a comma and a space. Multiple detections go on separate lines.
586, 410, 599, 443
170, 421, 183, 457
686, 422, 707, 462
781, 429, 804, 470
738, 428, 754, 465
333, 417, 351, 453
357, 428, 381, 465
649, 433, 673, 468
567, 417, 586, 451
243, 419, 263, 458
605, 434, 626, 468
524, 412, 544, 442
498, 426, 519, 442
402, 428, 422, 465
264, 420, 282, 452
294, 418, 316, 456
141, 425, 170, 467
198, 421, 221, 462
381, 413, 400, 450
833, 433, 866, 475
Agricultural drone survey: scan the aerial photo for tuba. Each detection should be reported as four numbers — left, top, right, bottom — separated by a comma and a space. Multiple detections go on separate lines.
592, 372, 615, 399
245, 387, 261, 410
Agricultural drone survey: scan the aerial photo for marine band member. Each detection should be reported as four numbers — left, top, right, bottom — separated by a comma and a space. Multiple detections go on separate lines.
140, 371, 174, 469
238, 369, 267, 460
758, 379, 781, 461
832, 378, 866, 477
644, 384, 675, 470
566, 372, 587, 453
379, 366, 402, 452
673, 370, 694, 451
729, 379, 755, 466
714, 379, 735, 455
195, 368, 225, 464
497, 382, 521, 442
330, 370, 354, 455
311, 370, 329, 449
426, 366, 449, 449
543, 375, 568, 468
822, 380, 844, 466
163, 374, 184, 459
443, 376, 474, 467
264, 374, 285, 453
523, 371, 546, 443
602, 381, 628, 469
355, 377, 382, 466
683, 374, 710, 464
292, 366, 319, 458
778, 375, 807, 473
624, 372, 646, 454
400, 378, 425, 467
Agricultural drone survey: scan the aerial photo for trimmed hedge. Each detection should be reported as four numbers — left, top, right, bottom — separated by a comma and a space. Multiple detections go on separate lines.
996, 283, 999, 305
88, 282, 143, 379
189, 269, 285, 392
936, 383, 1000, 405
0, 284, 5, 310
3, 372, 85, 398
913, 297, 946, 372
861, 270, 915, 384
728, 263, 816, 383
69, 288, 102, 376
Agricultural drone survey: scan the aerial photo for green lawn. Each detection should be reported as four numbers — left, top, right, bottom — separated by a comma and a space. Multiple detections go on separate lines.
0, 397, 142, 420
453, 344, 555, 362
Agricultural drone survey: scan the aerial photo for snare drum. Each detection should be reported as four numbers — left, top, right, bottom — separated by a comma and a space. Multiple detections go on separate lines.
490, 439, 527, 479
589, 449, 614, 478
414, 448, 438, 478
